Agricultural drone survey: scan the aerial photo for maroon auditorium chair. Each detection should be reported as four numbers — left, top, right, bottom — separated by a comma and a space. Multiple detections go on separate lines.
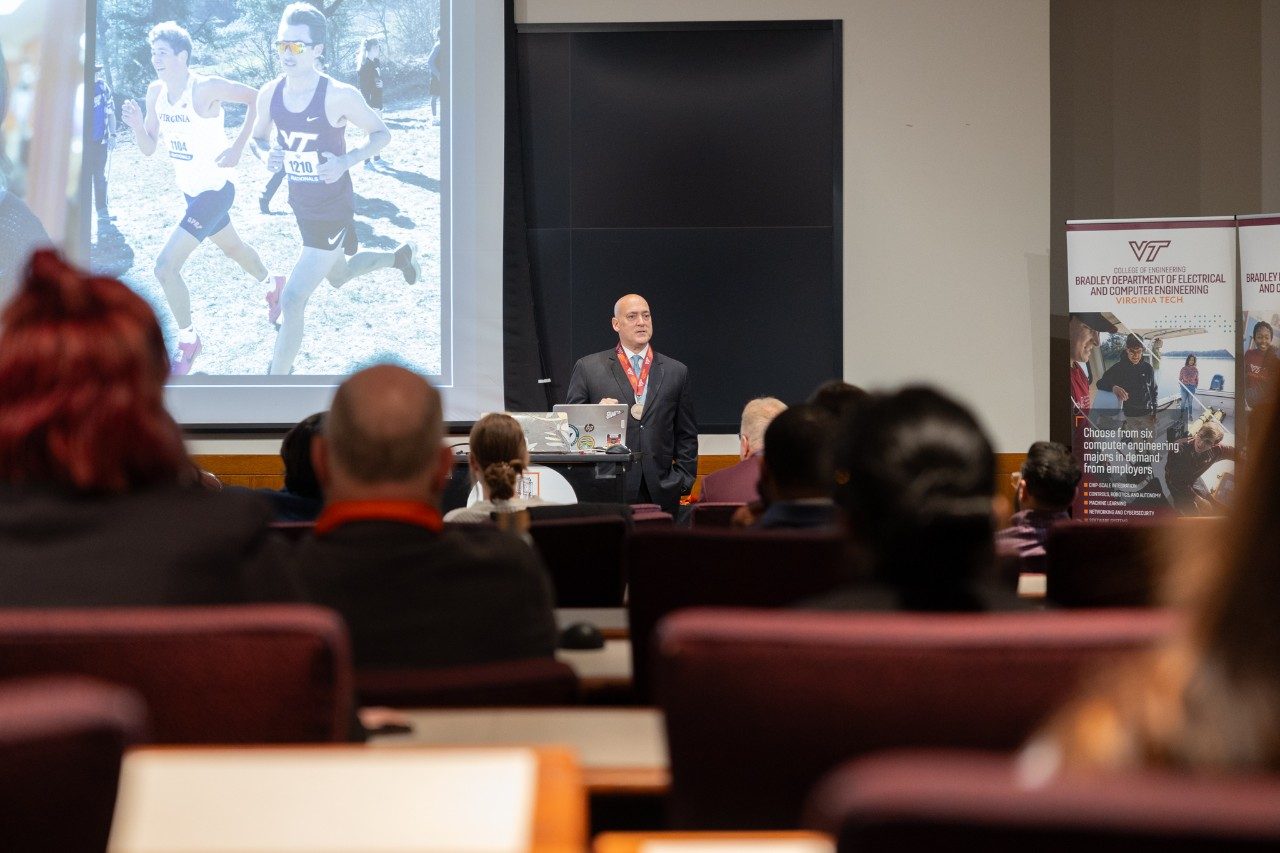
0, 605, 353, 743
655, 608, 1178, 829
805, 750, 1280, 851
690, 501, 745, 528
1045, 518, 1224, 607
626, 528, 847, 700
356, 657, 579, 707
527, 515, 629, 606
0, 677, 147, 852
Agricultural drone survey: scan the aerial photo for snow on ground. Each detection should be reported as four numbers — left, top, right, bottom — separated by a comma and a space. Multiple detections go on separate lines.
91, 102, 442, 376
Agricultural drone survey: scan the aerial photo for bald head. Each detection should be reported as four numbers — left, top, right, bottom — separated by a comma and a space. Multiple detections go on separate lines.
612, 294, 652, 352
739, 397, 787, 456
325, 365, 443, 486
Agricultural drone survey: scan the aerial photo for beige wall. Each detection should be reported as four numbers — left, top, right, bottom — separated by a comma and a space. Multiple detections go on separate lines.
519, 0, 1052, 453
1048, 0, 1263, 442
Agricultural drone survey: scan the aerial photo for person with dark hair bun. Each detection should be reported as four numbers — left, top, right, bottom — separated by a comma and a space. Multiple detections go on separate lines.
444, 413, 558, 523
806, 378, 868, 420
0, 250, 297, 606
804, 385, 1027, 611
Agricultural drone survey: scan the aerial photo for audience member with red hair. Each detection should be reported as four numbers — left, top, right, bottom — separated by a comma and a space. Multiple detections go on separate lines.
0, 250, 297, 605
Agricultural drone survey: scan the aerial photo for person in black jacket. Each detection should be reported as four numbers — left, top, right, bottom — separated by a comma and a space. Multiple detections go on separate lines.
1096, 333, 1158, 418
293, 365, 557, 668
0, 250, 296, 606
564, 294, 698, 514
356, 37, 384, 165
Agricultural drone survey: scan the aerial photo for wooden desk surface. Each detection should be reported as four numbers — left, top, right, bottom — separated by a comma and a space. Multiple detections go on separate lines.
594, 832, 834, 853
557, 607, 629, 639
370, 707, 669, 795
557, 638, 632, 684
108, 745, 584, 852
1018, 572, 1047, 598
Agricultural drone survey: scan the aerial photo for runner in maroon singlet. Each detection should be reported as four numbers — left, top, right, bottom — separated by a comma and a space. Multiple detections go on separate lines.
250, 2, 420, 375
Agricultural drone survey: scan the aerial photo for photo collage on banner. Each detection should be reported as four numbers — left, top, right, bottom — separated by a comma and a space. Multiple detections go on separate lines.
1237, 215, 1280, 448
1067, 218, 1238, 521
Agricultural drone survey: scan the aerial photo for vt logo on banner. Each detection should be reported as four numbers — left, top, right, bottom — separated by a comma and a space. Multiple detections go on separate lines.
1127, 240, 1171, 262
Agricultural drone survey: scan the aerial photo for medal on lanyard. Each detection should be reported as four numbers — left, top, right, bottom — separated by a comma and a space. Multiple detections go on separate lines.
616, 344, 653, 419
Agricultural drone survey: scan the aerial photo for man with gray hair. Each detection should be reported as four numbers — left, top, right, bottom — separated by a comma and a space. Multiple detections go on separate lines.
699, 396, 787, 504
1163, 419, 1235, 515
292, 364, 557, 668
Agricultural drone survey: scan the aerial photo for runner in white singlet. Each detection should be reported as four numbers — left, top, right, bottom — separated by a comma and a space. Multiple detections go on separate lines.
121, 21, 276, 376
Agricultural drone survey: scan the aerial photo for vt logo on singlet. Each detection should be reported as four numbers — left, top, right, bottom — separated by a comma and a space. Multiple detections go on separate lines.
279, 130, 322, 181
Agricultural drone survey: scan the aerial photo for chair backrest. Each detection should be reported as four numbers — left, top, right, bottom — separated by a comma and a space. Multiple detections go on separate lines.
805, 750, 1280, 852
527, 516, 629, 606
1045, 520, 1162, 606
1045, 519, 1224, 607
632, 511, 675, 526
691, 502, 745, 528
656, 608, 1178, 829
356, 657, 579, 707
0, 605, 353, 743
527, 502, 635, 526
627, 528, 847, 700
0, 677, 147, 852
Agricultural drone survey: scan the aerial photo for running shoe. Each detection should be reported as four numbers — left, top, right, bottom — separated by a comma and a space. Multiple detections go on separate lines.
170, 334, 201, 377
394, 242, 421, 285
265, 275, 286, 326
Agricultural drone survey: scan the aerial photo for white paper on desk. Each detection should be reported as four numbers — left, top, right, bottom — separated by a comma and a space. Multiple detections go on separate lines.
109, 748, 537, 852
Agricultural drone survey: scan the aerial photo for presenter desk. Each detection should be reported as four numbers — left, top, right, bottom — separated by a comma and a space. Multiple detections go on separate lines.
444, 453, 636, 512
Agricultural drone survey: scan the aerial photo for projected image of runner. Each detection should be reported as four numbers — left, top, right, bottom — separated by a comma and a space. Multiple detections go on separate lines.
90, 0, 442, 377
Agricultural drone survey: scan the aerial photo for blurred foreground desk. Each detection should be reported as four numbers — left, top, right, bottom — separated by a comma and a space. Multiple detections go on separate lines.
371, 708, 669, 795
108, 745, 584, 852
595, 832, 835, 853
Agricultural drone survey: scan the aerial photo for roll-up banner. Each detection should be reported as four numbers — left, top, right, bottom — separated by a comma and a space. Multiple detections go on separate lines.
1067, 217, 1238, 521
1236, 215, 1280, 447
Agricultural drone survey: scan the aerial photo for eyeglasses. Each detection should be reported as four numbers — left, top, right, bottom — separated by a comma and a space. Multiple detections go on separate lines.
275, 40, 314, 55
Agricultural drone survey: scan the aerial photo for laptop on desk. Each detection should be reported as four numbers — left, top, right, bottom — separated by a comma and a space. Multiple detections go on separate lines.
553, 404, 628, 452
505, 412, 573, 453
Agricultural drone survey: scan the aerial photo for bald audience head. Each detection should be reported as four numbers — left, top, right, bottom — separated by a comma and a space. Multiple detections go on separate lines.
315, 365, 448, 502
738, 397, 787, 459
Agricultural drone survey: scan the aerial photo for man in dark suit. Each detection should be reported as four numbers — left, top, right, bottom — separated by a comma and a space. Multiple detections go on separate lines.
565, 294, 699, 514
700, 396, 786, 504
293, 365, 557, 668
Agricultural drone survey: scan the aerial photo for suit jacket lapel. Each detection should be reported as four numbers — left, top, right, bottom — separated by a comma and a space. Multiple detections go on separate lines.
607, 352, 636, 404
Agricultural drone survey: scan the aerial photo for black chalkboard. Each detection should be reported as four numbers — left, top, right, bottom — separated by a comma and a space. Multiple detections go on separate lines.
517, 21, 842, 432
